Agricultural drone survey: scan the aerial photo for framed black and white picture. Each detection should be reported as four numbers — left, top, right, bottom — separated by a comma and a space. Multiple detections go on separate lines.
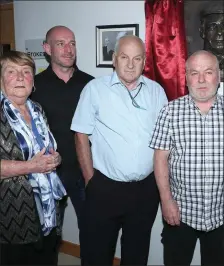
96, 24, 139, 68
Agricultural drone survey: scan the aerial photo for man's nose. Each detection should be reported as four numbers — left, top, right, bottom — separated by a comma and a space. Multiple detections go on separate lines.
216, 24, 224, 39
64, 43, 72, 53
127, 59, 134, 69
198, 73, 205, 83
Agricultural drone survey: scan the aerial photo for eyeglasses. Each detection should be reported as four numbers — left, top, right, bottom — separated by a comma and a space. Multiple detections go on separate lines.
126, 83, 146, 110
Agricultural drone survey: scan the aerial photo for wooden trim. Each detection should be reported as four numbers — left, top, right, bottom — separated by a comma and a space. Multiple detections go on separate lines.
0, 42, 15, 49
0, 2, 15, 47
0, 2, 13, 10
113, 257, 121, 266
59, 240, 80, 259
59, 240, 121, 266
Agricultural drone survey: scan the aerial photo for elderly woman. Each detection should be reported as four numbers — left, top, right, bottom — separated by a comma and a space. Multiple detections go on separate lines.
0, 51, 66, 265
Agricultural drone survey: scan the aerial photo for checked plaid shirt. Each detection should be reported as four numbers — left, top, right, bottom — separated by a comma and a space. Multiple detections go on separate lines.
149, 94, 224, 231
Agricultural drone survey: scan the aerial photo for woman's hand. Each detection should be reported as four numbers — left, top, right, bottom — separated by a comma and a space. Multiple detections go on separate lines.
29, 148, 61, 174
49, 148, 62, 165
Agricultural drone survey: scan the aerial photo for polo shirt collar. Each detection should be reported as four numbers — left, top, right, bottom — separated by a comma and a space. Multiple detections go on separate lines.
45, 64, 78, 79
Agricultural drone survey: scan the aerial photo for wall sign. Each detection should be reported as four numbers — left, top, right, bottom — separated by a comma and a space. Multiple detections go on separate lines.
25, 39, 45, 59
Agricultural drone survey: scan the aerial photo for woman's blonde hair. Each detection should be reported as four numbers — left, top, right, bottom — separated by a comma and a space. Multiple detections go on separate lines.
0, 50, 36, 77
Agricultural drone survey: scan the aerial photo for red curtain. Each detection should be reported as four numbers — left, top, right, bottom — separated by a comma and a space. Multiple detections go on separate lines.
144, 0, 188, 101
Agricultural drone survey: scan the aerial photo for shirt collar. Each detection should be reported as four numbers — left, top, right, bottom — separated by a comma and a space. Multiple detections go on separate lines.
187, 93, 222, 110
109, 71, 146, 88
45, 64, 78, 79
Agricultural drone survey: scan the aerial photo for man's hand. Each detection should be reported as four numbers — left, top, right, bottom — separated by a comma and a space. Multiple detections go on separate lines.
75, 132, 94, 186
84, 170, 95, 187
161, 199, 180, 226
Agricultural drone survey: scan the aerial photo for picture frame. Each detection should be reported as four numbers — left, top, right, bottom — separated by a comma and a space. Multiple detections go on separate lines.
96, 24, 139, 68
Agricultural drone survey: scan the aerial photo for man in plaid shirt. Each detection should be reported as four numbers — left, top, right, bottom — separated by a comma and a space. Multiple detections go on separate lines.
150, 50, 224, 266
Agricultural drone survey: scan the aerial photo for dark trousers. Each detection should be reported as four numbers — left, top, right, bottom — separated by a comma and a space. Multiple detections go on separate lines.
80, 170, 159, 265
61, 173, 85, 229
0, 229, 59, 265
162, 221, 224, 266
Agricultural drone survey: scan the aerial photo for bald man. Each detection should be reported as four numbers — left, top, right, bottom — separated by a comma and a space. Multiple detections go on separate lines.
150, 50, 224, 266
71, 35, 168, 265
32, 26, 94, 229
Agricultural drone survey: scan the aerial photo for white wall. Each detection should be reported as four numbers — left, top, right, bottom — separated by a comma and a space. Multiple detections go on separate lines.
14, 1, 200, 264
14, 0, 145, 78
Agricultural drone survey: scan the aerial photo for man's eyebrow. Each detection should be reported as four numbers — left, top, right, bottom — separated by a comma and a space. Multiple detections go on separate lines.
204, 67, 216, 71
134, 54, 144, 58
119, 52, 127, 56
119, 52, 143, 57
54, 39, 76, 43
188, 67, 215, 72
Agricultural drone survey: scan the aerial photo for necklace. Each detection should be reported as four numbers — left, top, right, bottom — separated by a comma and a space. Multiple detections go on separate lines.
126, 83, 146, 110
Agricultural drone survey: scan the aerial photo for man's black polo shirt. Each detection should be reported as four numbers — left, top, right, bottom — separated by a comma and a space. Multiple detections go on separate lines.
32, 65, 94, 188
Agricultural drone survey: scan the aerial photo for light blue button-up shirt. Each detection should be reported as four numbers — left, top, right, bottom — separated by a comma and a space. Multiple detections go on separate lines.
71, 72, 168, 181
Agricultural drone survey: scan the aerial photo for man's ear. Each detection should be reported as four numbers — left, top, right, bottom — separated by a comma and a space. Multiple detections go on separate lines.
143, 57, 146, 68
112, 53, 116, 68
43, 42, 51, 56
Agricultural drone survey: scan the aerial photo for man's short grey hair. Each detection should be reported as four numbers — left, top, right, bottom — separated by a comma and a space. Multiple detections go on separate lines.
186, 50, 220, 71
114, 35, 145, 55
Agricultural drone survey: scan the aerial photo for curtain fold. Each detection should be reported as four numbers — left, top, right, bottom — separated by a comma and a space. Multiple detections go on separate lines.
144, 0, 155, 80
144, 0, 188, 101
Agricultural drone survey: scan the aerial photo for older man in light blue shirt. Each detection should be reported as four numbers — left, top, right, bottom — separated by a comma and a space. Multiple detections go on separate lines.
71, 35, 168, 266
72, 71, 167, 182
